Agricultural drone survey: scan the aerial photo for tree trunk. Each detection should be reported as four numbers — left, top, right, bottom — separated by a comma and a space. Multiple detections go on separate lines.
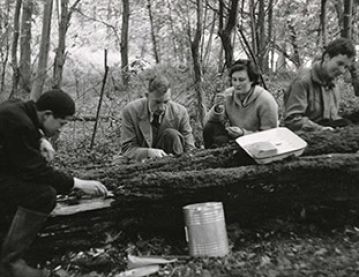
218, 0, 239, 69
276, 41, 287, 71
203, 9, 216, 66
19, 0, 32, 97
267, 0, 274, 73
0, 0, 11, 95
343, 0, 353, 39
352, 0, 358, 42
9, 0, 22, 99
120, 0, 129, 89
191, 0, 206, 125
167, 0, 178, 63
288, 19, 301, 68
30, 0, 54, 101
53, 0, 81, 89
249, 0, 258, 57
257, 0, 267, 71
200, 0, 208, 63
53, 0, 68, 89
335, 0, 344, 32
106, 0, 113, 39
147, 0, 159, 63
320, 0, 328, 46
218, 44, 224, 73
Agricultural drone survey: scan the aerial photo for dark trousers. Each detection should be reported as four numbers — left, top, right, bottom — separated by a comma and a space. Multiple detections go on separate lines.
0, 175, 57, 216
203, 121, 230, 149
317, 118, 352, 128
154, 128, 185, 155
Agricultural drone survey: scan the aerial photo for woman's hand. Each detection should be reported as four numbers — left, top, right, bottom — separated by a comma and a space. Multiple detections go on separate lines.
214, 93, 225, 113
226, 126, 244, 138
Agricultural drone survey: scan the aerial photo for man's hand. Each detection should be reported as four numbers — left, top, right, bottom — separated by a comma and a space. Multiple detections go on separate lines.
40, 137, 55, 162
73, 178, 108, 197
147, 148, 167, 159
226, 126, 244, 138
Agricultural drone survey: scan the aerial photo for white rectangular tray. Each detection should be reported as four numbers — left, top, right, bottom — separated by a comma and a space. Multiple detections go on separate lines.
235, 127, 307, 164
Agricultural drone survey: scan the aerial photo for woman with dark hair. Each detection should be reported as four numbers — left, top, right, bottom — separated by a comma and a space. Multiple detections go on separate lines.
203, 59, 278, 148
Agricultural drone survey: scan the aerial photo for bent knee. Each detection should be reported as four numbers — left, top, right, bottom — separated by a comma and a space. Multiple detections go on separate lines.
32, 186, 57, 213
162, 128, 181, 138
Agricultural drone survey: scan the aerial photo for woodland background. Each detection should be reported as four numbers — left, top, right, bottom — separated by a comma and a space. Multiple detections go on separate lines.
2, 1, 359, 276
1, 0, 359, 150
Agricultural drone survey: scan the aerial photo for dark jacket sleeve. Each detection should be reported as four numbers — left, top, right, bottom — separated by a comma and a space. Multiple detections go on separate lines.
284, 79, 324, 132
2, 119, 74, 195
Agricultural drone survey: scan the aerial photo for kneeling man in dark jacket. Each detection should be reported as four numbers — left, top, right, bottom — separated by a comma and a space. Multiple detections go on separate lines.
0, 89, 108, 277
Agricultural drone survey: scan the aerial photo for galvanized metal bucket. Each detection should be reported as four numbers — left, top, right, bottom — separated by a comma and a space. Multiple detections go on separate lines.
183, 202, 229, 257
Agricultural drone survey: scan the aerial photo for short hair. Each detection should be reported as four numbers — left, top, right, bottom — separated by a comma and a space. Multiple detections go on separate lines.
36, 89, 75, 118
229, 59, 260, 85
323, 38, 356, 59
148, 75, 170, 94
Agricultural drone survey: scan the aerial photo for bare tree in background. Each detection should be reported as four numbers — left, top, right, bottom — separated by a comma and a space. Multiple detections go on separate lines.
218, 0, 240, 69
120, 0, 129, 89
257, 0, 267, 71
19, 0, 33, 96
9, 0, 21, 99
287, 19, 301, 68
320, 0, 328, 46
249, 0, 257, 59
167, 0, 180, 63
147, 0, 160, 63
0, 0, 11, 94
343, 0, 353, 39
193, 0, 206, 125
31, 0, 54, 101
203, 5, 217, 67
335, 0, 344, 31
53, 0, 81, 89
267, 0, 274, 73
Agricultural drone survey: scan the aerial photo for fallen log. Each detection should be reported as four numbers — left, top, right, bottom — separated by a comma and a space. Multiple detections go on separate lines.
31, 153, 359, 254
78, 126, 359, 182
5, 127, 359, 254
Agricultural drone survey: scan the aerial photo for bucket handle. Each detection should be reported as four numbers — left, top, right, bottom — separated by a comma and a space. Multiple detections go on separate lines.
184, 226, 189, 242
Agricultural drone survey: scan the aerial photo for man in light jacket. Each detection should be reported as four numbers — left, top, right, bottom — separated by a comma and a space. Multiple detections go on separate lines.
120, 75, 195, 162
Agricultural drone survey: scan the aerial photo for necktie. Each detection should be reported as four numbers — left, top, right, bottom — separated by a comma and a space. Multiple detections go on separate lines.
151, 113, 160, 128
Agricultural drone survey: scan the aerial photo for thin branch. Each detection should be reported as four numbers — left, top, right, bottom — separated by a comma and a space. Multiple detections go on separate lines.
73, 8, 120, 41
90, 49, 109, 150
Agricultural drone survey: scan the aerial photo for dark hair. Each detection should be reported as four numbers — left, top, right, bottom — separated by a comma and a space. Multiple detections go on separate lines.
148, 75, 170, 94
36, 89, 75, 118
323, 38, 356, 60
229, 59, 260, 85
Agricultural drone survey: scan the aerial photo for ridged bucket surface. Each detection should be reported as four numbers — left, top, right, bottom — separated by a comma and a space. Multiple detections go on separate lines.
183, 202, 229, 257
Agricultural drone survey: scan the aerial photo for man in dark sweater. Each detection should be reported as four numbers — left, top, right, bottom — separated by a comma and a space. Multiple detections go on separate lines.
284, 38, 356, 131
0, 89, 108, 277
